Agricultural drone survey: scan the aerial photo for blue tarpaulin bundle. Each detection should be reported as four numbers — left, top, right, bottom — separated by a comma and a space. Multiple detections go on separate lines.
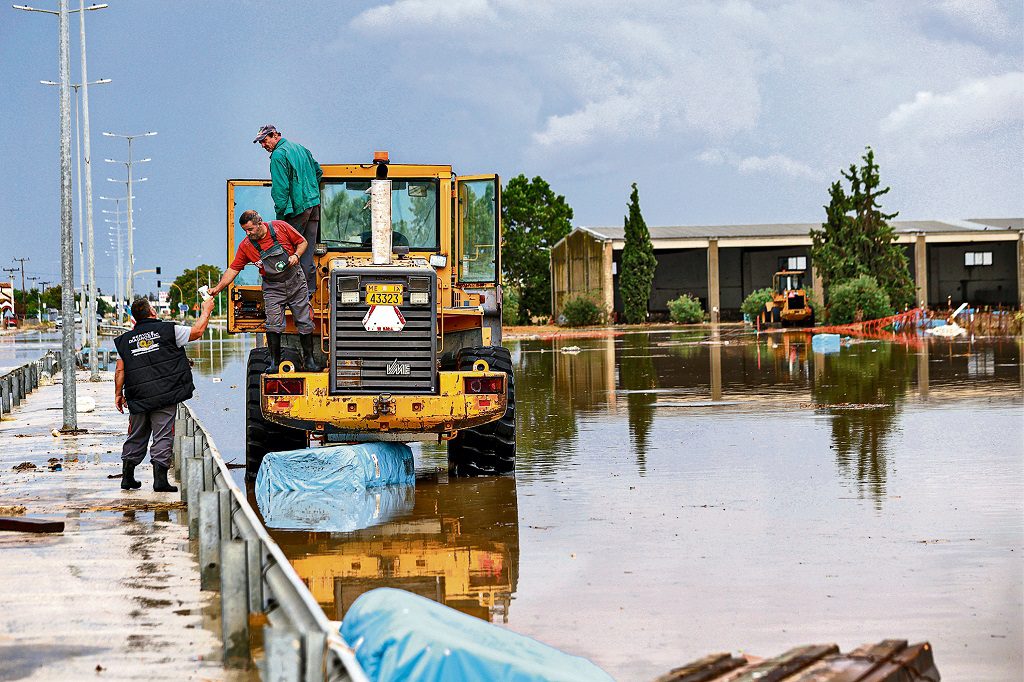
256, 443, 415, 493
811, 333, 841, 354
256, 486, 415, 532
341, 588, 615, 682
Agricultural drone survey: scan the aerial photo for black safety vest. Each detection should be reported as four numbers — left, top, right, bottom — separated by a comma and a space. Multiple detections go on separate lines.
114, 318, 195, 414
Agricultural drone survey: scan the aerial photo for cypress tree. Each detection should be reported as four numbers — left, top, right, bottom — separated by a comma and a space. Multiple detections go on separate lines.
810, 147, 915, 310
619, 183, 657, 324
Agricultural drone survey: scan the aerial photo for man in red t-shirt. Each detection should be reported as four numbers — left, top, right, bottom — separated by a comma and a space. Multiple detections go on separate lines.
209, 210, 323, 372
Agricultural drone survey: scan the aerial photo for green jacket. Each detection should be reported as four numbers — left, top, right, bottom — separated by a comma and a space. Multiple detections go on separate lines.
270, 138, 323, 219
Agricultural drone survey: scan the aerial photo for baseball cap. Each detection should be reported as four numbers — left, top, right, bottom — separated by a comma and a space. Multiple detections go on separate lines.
253, 124, 279, 144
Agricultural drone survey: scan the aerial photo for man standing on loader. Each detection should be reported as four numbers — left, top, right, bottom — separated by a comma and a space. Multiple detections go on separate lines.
209, 210, 323, 373
253, 124, 322, 296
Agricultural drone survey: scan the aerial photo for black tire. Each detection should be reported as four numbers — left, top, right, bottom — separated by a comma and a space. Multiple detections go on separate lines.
245, 347, 308, 481
447, 346, 516, 476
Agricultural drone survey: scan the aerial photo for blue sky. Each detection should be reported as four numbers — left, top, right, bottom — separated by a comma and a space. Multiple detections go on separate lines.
2, 0, 1022, 296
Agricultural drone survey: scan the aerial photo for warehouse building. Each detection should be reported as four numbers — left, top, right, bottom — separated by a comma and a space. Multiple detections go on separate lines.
549, 218, 1023, 321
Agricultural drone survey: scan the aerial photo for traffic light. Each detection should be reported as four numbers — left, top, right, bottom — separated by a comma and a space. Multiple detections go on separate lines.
156, 280, 161, 288
155, 267, 161, 275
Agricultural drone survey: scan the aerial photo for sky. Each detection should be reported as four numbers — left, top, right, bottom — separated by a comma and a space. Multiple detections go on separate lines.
1, 0, 1022, 297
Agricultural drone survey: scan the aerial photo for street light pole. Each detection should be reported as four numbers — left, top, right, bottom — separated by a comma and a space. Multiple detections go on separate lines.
42, 76, 110, 378
14, 1, 109, 430
103, 130, 155, 308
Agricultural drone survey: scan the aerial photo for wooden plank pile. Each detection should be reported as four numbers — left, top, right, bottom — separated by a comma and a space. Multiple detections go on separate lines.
656, 640, 939, 682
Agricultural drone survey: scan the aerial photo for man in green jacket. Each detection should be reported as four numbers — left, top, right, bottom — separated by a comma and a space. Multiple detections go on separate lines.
254, 124, 323, 296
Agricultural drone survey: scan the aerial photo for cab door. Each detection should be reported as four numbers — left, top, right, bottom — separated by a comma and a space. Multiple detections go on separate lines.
454, 175, 500, 286
226, 179, 273, 332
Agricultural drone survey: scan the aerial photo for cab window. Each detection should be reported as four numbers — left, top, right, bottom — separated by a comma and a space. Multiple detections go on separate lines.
232, 184, 276, 286
459, 179, 497, 282
320, 180, 439, 251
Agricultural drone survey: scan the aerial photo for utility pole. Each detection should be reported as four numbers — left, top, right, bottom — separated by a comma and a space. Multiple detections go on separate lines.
11, 257, 29, 296
104, 130, 155, 307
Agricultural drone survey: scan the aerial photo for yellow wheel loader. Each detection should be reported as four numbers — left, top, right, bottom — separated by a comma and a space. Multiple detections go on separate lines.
226, 152, 514, 479
757, 269, 815, 328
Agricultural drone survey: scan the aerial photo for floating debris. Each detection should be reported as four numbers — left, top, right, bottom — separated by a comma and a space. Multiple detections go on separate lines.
12, 462, 36, 472
559, 345, 582, 355
0, 505, 26, 516
800, 402, 891, 410
87, 500, 185, 513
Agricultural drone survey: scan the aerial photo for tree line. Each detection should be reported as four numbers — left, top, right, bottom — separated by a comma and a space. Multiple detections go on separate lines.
502, 146, 915, 326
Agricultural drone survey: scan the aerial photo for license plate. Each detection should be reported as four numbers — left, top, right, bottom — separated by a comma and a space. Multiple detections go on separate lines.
365, 283, 403, 306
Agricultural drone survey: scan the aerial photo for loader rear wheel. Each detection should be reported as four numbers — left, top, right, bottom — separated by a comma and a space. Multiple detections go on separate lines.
245, 347, 307, 481
447, 346, 516, 476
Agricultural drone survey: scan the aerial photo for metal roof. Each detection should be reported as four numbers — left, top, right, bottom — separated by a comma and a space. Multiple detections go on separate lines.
577, 219, 1022, 242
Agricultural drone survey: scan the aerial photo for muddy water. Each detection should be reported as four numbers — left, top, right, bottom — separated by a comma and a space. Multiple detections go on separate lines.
14, 326, 1018, 680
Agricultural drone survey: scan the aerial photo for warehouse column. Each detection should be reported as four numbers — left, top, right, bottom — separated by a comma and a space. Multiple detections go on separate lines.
707, 239, 720, 323
915, 234, 928, 308
602, 241, 614, 317
1017, 231, 1024, 306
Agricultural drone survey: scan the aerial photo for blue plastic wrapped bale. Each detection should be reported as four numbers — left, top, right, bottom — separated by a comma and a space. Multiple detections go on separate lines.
342, 588, 615, 682
255, 443, 415, 497
811, 333, 841, 354
257, 485, 415, 532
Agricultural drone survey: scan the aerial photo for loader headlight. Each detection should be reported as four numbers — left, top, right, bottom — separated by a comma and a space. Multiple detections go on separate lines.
410, 292, 429, 305
341, 291, 360, 304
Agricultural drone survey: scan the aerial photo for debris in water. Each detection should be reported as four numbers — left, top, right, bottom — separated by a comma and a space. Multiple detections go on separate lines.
0, 517, 65, 533
0, 505, 26, 516
560, 345, 582, 355
13, 462, 36, 472
212, 377, 222, 383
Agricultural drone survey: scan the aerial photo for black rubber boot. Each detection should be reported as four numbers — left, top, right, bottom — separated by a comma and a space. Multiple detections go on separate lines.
153, 463, 178, 493
299, 334, 324, 372
120, 460, 142, 490
266, 332, 282, 373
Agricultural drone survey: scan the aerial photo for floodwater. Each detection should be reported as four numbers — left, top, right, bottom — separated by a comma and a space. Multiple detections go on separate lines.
5, 326, 1022, 680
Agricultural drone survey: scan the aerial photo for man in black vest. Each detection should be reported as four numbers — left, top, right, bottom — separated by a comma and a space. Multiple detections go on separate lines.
113, 296, 215, 491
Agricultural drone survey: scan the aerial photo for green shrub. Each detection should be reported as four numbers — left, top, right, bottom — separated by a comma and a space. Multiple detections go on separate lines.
560, 295, 605, 327
667, 294, 704, 324
741, 288, 774, 319
501, 286, 522, 326
827, 275, 892, 324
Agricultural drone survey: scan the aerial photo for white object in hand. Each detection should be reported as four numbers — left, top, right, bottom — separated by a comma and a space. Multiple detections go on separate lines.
199, 285, 212, 301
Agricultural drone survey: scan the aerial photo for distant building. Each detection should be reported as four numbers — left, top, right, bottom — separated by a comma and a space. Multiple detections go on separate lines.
0, 281, 14, 327
550, 218, 1023, 321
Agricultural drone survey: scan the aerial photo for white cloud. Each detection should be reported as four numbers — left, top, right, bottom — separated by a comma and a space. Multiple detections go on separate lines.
351, 0, 494, 30
881, 71, 1024, 140
738, 155, 819, 181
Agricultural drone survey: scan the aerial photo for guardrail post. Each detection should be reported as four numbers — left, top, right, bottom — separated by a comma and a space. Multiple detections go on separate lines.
186, 454, 204, 539
221, 539, 251, 668
304, 630, 327, 682
264, 627, 302, 681
1, 377, 10, 414
199, 491, 221, 590
246, 536, 264, 613
11, 370, 21, 405
202, 454, 214, 492
180, 435, 195, 503
218, 489, 233, 541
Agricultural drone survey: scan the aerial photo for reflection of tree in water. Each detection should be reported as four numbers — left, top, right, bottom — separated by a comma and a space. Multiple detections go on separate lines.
513, 342, 579, 474
812, 343, 913, 506
618, 334, 656, 475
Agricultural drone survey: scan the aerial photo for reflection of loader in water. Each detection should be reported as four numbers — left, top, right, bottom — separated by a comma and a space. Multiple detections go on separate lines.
267, 475, 519, 624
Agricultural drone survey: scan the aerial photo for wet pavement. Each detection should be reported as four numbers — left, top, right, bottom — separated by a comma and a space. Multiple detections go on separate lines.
4, 326, 1022, 680
0, 366, 245, 681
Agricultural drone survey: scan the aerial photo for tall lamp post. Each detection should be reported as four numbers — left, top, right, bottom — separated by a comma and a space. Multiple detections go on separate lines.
13, 0, 107, 430
41, 76, 110, 376
103, 130, 155, 307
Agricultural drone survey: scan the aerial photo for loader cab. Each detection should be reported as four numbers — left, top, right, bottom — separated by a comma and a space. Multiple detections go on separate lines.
774, 270, 804, 294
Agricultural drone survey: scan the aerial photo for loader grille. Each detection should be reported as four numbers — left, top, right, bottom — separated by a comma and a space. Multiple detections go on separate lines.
330, 269, 437, 395
788, 295, 805, 310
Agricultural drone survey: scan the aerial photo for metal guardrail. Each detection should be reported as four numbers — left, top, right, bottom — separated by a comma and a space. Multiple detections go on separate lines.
173, 404, 369, 682
0, 352, 61, 420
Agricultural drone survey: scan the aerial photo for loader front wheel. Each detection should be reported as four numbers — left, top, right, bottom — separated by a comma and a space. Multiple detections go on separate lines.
245, 347, 307, 481
448, 346, 516, 476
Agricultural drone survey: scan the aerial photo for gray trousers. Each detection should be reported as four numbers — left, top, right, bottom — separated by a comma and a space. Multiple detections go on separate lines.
283, 205, 320, 297
263, 266, 314, 334
122, 403, 177, 468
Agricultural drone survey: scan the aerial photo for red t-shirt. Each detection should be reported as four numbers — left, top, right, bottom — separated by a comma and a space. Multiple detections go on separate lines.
230, 220, 305, 276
